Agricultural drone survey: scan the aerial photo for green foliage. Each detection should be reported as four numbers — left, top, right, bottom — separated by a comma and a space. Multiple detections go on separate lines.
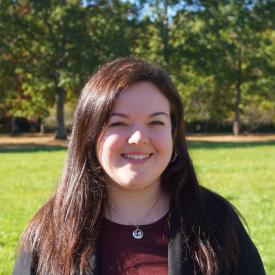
0, 0, 137, 136
169, 0, 275, 129
0, 0, 274, 134
0, 1, 90, 126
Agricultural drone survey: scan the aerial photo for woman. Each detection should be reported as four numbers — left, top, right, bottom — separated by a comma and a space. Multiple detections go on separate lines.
14, 57, 265, 275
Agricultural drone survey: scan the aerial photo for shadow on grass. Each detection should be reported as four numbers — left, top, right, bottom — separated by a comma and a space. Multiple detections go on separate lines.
188, 140, 275, 149
1, 140, 275, 153
0, 144, 67, 153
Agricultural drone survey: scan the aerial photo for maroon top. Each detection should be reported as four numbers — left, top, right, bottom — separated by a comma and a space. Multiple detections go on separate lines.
98, 212, 170, 275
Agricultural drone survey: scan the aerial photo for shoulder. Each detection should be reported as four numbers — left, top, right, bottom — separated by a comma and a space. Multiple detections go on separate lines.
199, 186, 266, 274
231, 211, 266, 274
198, 186, 237, 224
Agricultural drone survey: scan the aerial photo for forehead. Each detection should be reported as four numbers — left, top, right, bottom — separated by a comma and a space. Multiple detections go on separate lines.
112, 81, 170, 115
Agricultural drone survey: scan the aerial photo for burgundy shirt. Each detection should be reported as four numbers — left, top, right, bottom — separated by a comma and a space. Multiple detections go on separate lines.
98, 212, 170, 275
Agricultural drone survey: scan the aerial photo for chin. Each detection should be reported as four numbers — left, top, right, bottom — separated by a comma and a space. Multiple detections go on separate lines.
121, 183, 153, 191
118, 177, 159, 191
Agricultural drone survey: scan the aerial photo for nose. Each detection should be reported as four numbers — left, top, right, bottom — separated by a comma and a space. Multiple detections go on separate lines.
128, 128, 149, 145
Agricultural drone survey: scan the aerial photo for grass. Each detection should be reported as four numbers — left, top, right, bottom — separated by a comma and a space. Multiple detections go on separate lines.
0, 141, 274, 274
0, 146, 66, 275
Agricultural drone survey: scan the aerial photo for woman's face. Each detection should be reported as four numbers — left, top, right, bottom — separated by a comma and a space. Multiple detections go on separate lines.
96, 81, 173, 191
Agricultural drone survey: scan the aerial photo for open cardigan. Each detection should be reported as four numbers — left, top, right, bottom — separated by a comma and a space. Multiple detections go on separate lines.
13, 209, 265, 275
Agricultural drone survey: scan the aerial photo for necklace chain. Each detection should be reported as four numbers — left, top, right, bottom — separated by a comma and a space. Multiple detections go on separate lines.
107, 192, 162, 239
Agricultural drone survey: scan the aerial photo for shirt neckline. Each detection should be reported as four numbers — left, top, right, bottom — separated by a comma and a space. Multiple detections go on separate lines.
103, 210, 170, 228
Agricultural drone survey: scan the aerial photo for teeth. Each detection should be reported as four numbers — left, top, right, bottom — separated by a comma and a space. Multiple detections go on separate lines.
123, 154, 151, 160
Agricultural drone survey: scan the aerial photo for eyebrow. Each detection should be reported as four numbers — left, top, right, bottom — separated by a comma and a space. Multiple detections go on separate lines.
110, 112, 169, 118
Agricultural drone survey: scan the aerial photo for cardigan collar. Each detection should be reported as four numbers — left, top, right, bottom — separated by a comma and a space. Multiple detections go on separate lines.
168, 208, 183, 274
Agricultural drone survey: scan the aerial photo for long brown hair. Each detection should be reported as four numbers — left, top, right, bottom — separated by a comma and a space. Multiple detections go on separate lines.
19, 57, 238, 274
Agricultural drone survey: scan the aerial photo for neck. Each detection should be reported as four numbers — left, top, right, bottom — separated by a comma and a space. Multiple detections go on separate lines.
105, 183, 170, 225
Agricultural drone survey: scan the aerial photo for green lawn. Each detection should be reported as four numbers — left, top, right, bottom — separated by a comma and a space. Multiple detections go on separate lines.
0, 141, 274, 274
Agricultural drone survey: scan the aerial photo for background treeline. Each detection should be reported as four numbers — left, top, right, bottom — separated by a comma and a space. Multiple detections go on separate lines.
0, 0, 274, 139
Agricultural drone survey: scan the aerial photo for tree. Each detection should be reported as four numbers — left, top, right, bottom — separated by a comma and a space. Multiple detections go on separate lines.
170, 0, 274, 134
1, 1, 92, 138
0, 0, 136, 138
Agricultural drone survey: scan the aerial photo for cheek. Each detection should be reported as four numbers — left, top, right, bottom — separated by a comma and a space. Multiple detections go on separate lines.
97, 133, 125, 163
152, 131, 173, 154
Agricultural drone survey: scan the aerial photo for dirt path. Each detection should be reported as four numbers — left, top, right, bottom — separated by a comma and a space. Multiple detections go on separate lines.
0, 133, 68, 147
0, 133, 275, 148
187, 134, 275, 142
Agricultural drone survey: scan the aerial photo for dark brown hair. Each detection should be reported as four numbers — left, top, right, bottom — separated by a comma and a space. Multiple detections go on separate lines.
19, 57, 238, 274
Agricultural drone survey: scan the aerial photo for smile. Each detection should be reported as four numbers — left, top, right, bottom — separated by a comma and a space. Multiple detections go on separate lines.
121, 153, 152, 160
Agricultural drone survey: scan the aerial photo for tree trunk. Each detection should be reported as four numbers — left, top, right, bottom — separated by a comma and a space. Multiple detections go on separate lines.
10, 117, 19, 136
233, 46, 242, 136
233, 87, 241, 136
203, 120, 208, 133
156, 0, 169, 64
40, 121, 45, 133
162, 0, 169, 63
55, 87, 66, 140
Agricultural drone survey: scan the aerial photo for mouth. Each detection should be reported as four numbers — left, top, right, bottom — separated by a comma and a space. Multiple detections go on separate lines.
121, 153, 153, 160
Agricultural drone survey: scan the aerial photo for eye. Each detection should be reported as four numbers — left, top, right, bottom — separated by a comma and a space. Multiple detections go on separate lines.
109, 121, 127, 127
149, 120, 165, 126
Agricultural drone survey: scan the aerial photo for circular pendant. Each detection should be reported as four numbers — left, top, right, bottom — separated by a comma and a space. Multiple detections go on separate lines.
132, 228, 143, 239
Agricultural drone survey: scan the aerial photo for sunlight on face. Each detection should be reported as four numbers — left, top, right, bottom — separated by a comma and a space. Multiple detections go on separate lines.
97, 81, 173, 191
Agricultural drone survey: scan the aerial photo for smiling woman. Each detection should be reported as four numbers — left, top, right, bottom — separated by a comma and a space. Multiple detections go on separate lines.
97, 81, 173, 193
13, 57, 265, 275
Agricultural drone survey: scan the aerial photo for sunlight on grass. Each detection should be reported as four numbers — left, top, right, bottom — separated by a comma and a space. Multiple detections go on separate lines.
0, 142, 274, 274
0, 148, 66, 274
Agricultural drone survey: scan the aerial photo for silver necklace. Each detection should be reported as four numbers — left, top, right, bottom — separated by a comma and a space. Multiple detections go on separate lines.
108, 193, 162, 240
